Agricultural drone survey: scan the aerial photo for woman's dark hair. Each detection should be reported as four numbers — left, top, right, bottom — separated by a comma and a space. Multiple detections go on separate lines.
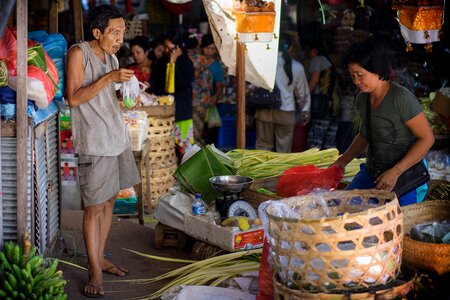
343, 41, 390, 81
130, 36, 149, 52
149, 38, 164, 60
86, 5, 124, 41
181, 32, 199, 50
279, 32, 293, 85
200, 34, 214, 48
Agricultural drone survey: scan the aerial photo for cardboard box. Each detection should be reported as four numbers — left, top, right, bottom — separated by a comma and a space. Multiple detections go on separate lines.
184, 213, 264, 252
432, 92, 450, 118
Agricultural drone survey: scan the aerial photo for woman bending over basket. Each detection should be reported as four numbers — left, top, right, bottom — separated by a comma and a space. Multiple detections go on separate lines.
333, 41, 434, 206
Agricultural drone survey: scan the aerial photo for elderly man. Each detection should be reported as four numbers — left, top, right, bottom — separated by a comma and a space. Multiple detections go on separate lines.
65, 5, 140, 298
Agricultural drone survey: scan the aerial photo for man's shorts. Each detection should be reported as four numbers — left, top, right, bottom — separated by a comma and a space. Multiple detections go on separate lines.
78, 147, 141, 207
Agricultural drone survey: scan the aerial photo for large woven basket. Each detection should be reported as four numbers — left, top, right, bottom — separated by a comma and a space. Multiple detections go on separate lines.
401, 200, 450, 275
147, 116, 175, 138
142, 164, 177, 208
273, 266, 416, 300
265, 189, 403, 293
147, 136, 176, 169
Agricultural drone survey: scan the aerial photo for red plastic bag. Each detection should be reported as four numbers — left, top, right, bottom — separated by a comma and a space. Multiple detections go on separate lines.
0, 27, 17, 76
276, 164, 343, 197
256, 239, 274, 300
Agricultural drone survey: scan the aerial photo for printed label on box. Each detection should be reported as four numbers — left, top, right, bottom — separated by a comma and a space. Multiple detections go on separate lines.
234, 229, 264, 250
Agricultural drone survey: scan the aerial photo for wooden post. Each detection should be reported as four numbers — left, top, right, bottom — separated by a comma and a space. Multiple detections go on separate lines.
71, 0, 84, 42
16, 0, 28, 243
236, 42, 246, 149
49, 0, 58, 33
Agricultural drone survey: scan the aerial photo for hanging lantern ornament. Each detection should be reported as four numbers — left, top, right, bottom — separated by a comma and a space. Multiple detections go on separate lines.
392, 0, 444, 52
233, 0, 276, 43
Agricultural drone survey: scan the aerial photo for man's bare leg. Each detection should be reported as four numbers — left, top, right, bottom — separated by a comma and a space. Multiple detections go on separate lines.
83, 203, 105, 296
98, 198, 128, 276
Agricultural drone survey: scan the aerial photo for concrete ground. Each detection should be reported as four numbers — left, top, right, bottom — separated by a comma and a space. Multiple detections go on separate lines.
53, 210, 192, 300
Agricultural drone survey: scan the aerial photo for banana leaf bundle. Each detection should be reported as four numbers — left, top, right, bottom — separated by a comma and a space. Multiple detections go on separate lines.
174, 145, 235, 204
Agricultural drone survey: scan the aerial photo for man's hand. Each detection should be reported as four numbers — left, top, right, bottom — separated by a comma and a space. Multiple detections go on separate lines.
109, 68, 134, 83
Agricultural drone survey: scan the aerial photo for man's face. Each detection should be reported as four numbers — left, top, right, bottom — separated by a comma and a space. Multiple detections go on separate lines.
97, 18, 126, 55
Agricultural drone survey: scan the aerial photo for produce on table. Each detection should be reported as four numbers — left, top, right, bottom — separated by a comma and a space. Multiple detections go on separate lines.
227, 148, 364, 179
122, 248, 262, 299
221, 216, 251, 231
0, 241, 67, 300
420, 92, 449, 135
427, 181, 450, 200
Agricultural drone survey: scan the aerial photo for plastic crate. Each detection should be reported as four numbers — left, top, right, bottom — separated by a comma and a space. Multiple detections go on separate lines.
216, 116, 256, 150
113, 198, 137, 215
217, 103, 236, 118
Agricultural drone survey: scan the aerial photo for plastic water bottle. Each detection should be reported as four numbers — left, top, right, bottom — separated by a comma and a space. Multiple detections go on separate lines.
192, 193, 205, 216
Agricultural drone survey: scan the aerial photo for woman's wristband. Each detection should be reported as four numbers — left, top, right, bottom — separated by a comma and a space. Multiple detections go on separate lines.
393, 164, 403, 175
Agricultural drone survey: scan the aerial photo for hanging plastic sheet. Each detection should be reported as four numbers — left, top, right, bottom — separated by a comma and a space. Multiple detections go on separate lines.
202, 0, 282, 90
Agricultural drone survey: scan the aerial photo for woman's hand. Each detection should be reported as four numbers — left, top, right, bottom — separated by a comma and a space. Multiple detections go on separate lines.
331, 156, 348, 174
374, 167, 402, 192
300, 111, 310, 126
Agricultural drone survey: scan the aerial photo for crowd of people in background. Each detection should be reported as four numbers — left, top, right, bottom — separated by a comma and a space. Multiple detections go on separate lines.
115, 26, 420, 159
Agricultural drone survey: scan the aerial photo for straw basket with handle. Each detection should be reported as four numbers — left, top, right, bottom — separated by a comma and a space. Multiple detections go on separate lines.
263, 189, 403, 293
401, 200, 450, 275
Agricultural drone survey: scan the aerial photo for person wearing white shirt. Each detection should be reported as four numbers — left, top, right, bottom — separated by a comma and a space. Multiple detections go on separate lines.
254, 32, 311, 152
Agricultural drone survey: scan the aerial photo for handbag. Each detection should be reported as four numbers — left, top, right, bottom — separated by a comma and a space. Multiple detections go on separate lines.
365, 95, 430, 197
205, 105, 222, 128
247, 84, 281, 110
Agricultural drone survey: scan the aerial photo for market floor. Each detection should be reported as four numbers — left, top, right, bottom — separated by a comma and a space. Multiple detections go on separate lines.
53, 210, 192, 300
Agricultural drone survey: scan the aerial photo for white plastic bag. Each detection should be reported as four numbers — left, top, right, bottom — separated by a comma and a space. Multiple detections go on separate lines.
120, 75, 145, 108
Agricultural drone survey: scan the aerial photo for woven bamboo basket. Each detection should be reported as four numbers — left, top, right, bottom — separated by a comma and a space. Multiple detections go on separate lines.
147, 136, 177, 169
147, 116, 175, 138
273, 266, 416, 300
401, 200, 450, 275
265, 189, 403, 293
142, 165, 177, 208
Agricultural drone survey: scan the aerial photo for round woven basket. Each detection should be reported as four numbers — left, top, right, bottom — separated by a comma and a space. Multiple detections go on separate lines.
265, 189, 403, 293
273, 267, 416, 300
147, 116, 175, 138
401, 200, 450, 275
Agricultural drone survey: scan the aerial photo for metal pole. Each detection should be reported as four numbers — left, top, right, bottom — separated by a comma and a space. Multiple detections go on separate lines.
16, 0, 29, 243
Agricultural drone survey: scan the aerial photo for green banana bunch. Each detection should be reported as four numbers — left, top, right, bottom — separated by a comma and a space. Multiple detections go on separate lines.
0, 241, 67, 299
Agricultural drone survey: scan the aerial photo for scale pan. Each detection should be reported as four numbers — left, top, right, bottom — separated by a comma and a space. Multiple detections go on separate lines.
209, 175, 254, 193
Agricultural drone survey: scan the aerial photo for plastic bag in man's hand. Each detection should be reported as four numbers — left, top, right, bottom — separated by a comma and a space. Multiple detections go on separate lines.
276, 164, 343, 197
121, 75, 144, 108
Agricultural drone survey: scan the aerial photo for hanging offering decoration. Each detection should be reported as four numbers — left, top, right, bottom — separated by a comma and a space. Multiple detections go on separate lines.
392, 0, 444, 52
233, 0, 276, 44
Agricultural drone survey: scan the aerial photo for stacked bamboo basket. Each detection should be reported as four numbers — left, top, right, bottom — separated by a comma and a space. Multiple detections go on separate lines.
142, 105, 177, 209
263, 189, 408, 299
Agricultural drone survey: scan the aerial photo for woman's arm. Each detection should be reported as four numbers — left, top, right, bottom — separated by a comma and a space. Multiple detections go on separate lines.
308, 71, 320, 92
375, 112, 435, 191
333, 133, 368, 171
